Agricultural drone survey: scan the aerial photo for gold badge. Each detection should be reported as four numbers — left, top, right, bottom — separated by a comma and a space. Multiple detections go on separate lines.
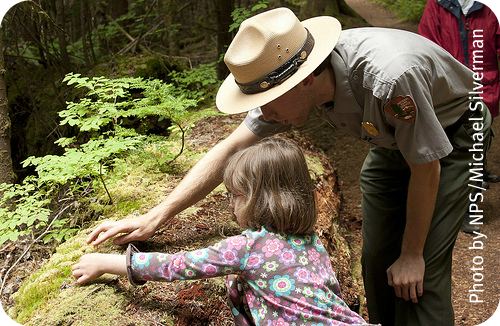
362, 122, 379, 136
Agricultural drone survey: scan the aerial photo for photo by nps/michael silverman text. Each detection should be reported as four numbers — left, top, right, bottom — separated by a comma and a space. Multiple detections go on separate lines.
466, 28, 488, 305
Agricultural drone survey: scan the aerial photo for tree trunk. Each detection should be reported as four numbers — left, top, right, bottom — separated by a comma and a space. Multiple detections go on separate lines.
214, 0, 233, 80
85, 1, 96, 64
55, 0, 70, 66
80, 0, 90, 65
0, 34, 15, 184
159, 0, 179, 56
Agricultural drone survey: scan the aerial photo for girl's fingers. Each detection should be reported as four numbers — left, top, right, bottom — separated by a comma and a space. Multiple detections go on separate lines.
72, 269, 82, 278
76, 275, 89, 285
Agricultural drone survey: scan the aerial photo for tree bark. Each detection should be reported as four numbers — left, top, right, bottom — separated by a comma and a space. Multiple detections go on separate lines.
80, 0, 90, 65
55, 0, 70, 66
214, 0, 234, 80
159, 0, 179, 56
0, 34, 15, 184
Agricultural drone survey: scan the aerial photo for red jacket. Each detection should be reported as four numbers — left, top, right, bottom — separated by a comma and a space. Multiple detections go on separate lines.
418, 0, 500, 117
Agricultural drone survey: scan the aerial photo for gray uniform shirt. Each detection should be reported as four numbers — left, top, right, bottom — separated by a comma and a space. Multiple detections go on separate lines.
244, 27, 474, 164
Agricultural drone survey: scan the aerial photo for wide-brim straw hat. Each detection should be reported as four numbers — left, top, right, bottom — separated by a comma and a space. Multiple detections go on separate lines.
216, 7, 341, 114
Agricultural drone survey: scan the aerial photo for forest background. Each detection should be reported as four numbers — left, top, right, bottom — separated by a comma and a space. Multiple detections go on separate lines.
3, 1, 487, 326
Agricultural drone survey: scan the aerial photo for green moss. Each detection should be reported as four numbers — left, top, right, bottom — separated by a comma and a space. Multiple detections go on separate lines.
12, 233, 85, 322
305, 154, 325, 178
25, 285, 140, 326
12, 105, 224, 323
11, 227, 122, 323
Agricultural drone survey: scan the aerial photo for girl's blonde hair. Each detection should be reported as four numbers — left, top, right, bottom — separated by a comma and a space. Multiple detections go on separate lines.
223, 137, 316, 235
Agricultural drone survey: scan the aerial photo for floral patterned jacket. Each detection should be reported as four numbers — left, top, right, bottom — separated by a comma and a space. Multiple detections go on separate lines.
127, 227, 368, 325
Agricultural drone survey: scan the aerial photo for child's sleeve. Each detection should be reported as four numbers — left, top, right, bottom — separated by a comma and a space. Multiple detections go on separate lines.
125, 233, 253, 285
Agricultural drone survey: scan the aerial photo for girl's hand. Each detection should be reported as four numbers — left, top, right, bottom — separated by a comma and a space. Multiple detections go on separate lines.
72, 253, 127, 285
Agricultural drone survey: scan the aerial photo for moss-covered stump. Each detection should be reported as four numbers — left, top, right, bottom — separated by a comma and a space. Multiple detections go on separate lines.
11, 114, 363, 325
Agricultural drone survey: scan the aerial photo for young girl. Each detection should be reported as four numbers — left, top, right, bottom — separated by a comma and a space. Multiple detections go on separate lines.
72, 138, 369, 325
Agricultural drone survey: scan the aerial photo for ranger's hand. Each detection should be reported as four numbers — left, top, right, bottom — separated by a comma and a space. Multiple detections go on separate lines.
386, 254, 425, 303
86, 215, 160, 246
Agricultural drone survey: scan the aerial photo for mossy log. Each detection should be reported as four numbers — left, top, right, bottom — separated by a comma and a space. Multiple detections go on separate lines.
11, 113, 363, 325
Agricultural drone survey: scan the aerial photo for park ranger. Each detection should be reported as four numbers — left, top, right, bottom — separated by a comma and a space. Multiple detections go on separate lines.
87, 7, 492, 326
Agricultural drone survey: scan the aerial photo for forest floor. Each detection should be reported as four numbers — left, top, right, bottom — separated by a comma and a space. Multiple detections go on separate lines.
337, 1, 499, 325
3, 112, 365, 326
2, 1, 498, 325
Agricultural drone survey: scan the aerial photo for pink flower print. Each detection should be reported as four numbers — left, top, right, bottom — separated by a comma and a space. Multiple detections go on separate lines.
283, 305, 299, 321
272, 317, 290, 326
246, 252, 265, 269
294, 268, 311, 283
132, 253, 150, 269
171, 255, 186, 272
202, 263, 218, 275
220, 248, 239, 265
269, 275, 296, 297
298, 254, 309, 266
300, 307, 313, 321
263, 261, 279, 272
311, 306, 323, 317
227, 236, 247, 250
332, 305, 347, 319
314, 237, 327, 252
307, 249, 321, 263
267, 294, 281, 306
156, 253, 168, 262
288, 236, 306, 251
319, 266, 329, 279
310, 273, 322, 288
279, 249, 296, 265
255, 278, 267, 289
159, 265, 171, 280
302, 286, 314, 297
246, 293, 256, 309
262, 239, 284, 258
184, 269, 196, 278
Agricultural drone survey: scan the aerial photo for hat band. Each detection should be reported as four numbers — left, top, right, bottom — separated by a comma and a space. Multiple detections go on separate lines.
235, 29, 315, 95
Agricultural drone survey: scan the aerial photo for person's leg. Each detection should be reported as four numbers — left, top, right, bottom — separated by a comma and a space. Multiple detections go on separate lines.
364, 108, 492, 326
394, 146, 470, 325
361, 146, 464, 326
361, 147, 410, 326
484, 128, 499, 182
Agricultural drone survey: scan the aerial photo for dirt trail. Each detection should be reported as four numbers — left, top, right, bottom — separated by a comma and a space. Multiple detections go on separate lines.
334, 1, 499, 325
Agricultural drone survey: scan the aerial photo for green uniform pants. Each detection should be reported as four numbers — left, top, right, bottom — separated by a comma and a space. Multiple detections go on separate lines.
360, 107, 492, 326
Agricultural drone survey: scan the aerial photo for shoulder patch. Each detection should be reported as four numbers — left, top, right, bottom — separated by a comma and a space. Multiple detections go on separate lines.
384, 95, 417, 123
